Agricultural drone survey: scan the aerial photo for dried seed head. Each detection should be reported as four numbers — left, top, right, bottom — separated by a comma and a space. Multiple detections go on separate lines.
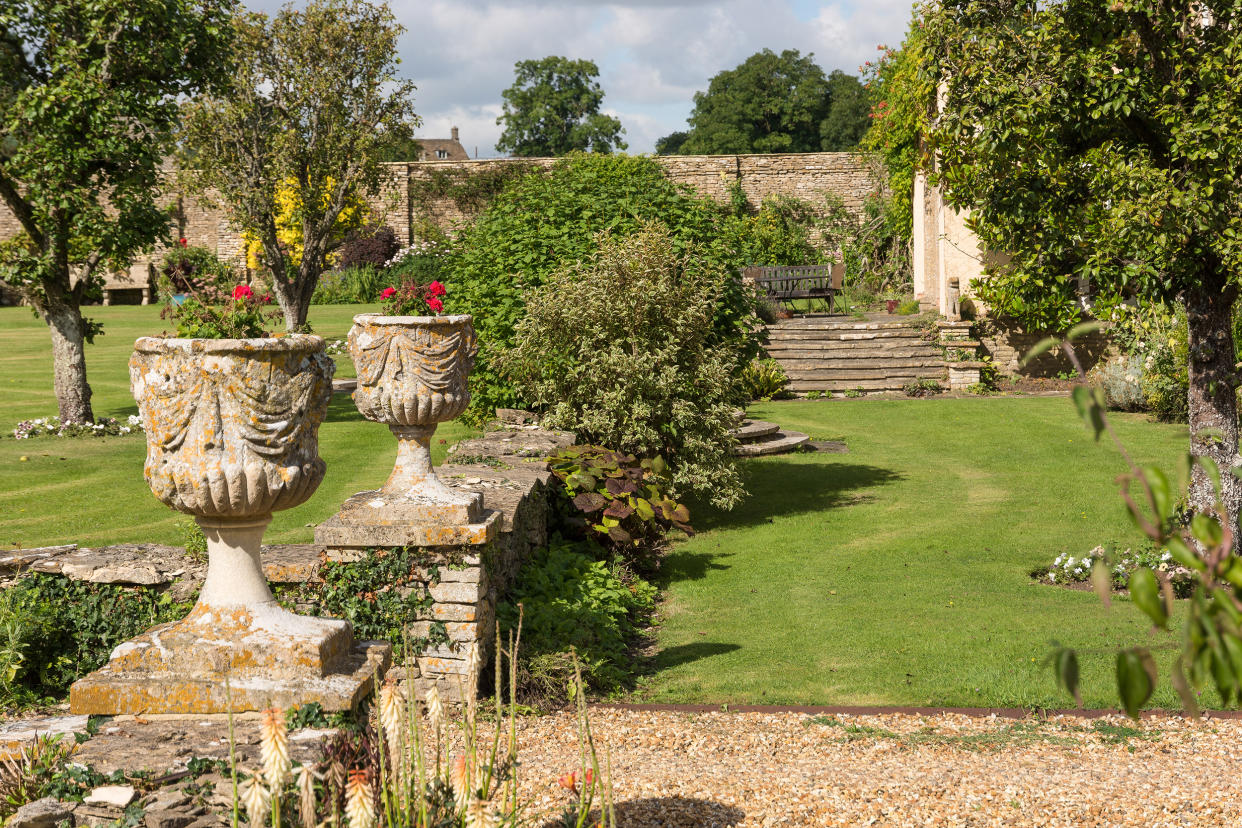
295, 764, 319, 828
241, 775, 272, 827
467, 643, 482, 681
260, 708, 291, 789
326, 760, 346, 796
344, 770, 375, 828
464, 798, 498, 828
378, 678, 406, 749
426, 684, 445, 735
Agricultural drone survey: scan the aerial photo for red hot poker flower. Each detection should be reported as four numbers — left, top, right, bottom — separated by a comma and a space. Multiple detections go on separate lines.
232, 284, 254, 300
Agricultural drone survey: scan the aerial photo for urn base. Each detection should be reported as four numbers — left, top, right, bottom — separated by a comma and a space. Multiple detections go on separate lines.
315, 490, 500, 548
68, 603, 390, 714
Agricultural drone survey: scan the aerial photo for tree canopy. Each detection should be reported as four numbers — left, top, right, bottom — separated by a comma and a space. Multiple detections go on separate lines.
922, 0, 1242, 543
0, 0, 235, 423
663, 49, 870, 155
180, 0, 418, 330
495, 56, 626, 157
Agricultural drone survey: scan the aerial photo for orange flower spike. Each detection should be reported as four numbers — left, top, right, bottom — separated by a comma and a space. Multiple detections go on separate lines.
557, 771, 577, 791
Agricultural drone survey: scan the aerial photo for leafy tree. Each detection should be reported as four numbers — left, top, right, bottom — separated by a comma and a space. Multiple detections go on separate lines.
654, 131, 689, 155
495, 56, 626, 157
819, 70, 873, 151
180, 0, 418, 330
681, 49, 831, 154
922, 0, 1242, 542
0, 0, 235, 423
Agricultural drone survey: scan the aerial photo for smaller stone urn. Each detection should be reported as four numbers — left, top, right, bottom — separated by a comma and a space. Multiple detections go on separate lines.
316, 314, 498, 547
70, 335, 387, 714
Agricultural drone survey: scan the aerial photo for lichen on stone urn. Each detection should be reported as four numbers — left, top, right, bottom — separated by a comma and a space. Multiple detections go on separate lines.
130, 335, 334, 519
349, 313, 476, 427
341, 314, 484, 525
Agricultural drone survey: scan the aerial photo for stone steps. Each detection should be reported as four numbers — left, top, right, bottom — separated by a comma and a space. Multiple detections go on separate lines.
729, 419, 809, 456
765, 316, 947, 395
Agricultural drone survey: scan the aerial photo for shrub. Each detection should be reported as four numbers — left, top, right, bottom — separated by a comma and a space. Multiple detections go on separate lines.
740, 358, 790, 401
336, 223, 399, 271
444, 152, 763, 419
902, 378, 942, 397
496, 539, 656, 704
547, 445, 692, 573
157, 244, 236, 303
311, 265, 387, 305
1093, 353, 1146, 412
500, 225, 749, 509
0, 574, 190, 704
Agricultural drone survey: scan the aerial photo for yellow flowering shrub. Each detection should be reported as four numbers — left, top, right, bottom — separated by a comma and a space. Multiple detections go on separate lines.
243, 178, 370, 271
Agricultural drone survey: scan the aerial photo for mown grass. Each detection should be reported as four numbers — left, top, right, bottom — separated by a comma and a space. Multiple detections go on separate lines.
0, 304, 475, 546
641, 396, 1200, 710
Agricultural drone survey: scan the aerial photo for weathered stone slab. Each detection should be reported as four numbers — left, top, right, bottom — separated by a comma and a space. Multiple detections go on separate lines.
9, 797, 75, 828
70, 640, 388, 715
732, 419, 781, 441
447, 428, 574, 460
0, 545, 76, 572
735, 430, 811, 457
0, 714, 90, 759
316, 506, 500, 548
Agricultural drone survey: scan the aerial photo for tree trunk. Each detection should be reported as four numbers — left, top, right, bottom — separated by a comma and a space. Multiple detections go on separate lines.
1185, 281, 1241, 549
273, 273, 318, 332
45, 303, 94, 424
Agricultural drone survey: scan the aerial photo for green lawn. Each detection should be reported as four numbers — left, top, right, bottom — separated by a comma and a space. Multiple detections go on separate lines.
642, 397, 1197, 710
0, 304, 475, 547
0, 305, 1205, 709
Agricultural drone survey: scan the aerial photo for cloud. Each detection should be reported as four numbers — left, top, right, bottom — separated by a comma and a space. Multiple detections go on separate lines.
237, 1, 913, 154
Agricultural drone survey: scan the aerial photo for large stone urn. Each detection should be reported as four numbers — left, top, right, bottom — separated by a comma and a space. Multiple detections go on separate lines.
70, 336, 388, 714
316, 314, 498, 547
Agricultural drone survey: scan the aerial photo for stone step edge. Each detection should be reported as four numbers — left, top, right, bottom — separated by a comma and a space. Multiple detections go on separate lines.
733, 429, 811, 457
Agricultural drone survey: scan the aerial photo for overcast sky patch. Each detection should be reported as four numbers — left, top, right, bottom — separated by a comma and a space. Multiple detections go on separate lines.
244, 0, 912, 155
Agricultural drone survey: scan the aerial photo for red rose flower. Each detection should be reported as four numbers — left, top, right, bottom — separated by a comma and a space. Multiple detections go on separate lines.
426, 297, 443, 313
429, 280, 446, 297
232, 284, 253, 300
380, 287, 397, 300
178, 237, 188, 247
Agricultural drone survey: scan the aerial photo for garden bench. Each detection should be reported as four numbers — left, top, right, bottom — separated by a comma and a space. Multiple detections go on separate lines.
101, 260, 155, 305
744, 263, 844, 312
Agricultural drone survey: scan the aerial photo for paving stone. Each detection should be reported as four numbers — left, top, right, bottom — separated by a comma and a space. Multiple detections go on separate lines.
0, 714, 90, 759
84, 786, 137, 808
734, 430, 811, 457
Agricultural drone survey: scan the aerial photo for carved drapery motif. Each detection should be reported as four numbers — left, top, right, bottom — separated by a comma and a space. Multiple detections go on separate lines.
130, 336, 334, 518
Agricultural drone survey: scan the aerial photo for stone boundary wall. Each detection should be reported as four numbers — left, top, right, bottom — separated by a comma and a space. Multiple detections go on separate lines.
978, 319, 1111, 377
0, 152, 879, 283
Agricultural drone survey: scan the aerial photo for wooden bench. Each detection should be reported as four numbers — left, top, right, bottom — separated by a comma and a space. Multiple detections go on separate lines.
743, 264, 845, 312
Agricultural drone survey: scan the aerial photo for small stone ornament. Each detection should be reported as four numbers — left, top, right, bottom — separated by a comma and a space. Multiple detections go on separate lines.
70, 335, 388, 715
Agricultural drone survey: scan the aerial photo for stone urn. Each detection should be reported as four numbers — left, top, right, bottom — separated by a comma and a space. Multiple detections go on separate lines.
69, 335, 388, 714
316, 314, 497, 547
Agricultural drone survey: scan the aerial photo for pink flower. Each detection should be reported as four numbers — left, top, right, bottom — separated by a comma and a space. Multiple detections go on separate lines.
380, 286, 397, 300
232, 284, 253, 300
428, 280, 446, 297
426, 297, 443, 313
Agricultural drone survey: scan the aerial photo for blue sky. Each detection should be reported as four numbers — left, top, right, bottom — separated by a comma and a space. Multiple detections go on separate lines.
245, 1, 915, 156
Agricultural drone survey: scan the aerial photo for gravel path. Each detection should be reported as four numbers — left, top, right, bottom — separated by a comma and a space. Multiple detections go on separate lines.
503, 708, 1242, 827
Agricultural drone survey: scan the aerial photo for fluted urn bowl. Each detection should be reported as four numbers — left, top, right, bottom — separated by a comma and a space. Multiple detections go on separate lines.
349, 313, 475, 426
131, 335, 334, 519
346, 313, 481, 523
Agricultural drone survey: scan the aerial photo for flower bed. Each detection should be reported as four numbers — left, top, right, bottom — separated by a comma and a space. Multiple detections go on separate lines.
12, 415, 144, 439
1031, 544, 1195, 598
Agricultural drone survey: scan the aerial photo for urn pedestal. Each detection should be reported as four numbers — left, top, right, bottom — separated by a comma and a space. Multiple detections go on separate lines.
69, 336, 388, 715
316, 314, 499, 548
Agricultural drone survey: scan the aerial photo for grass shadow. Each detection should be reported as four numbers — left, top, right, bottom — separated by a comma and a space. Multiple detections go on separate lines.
645, 641, 740, 673
689, 456, 903, 532
324, 393, 368, 424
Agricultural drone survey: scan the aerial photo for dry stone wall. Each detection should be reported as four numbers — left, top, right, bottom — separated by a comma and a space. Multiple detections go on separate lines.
0, 153, 879, 277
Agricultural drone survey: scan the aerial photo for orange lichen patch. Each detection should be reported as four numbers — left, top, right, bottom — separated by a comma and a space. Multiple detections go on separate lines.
316, 503, 499, 548
69, 642, 389, 715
